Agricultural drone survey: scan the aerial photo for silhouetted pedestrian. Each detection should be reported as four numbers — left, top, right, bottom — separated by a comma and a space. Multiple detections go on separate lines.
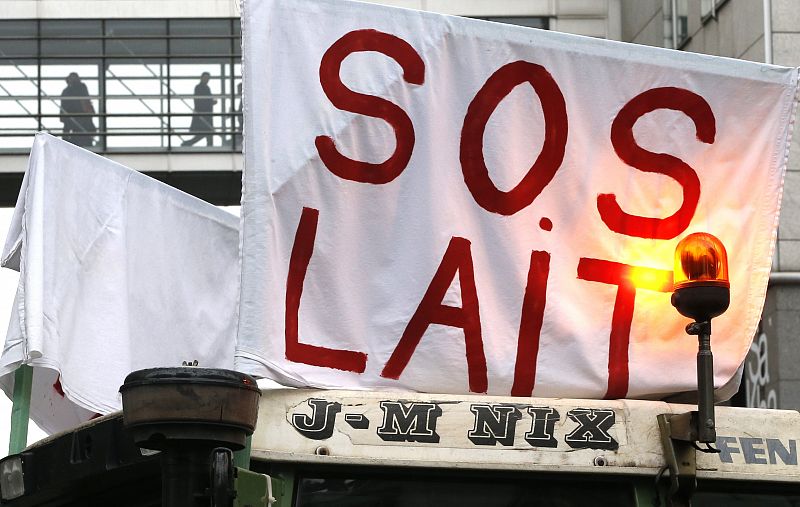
182, 72, 217, 146
60, 72, 96, 148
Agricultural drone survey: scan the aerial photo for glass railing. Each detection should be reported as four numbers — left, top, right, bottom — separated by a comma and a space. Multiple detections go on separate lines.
0, 16, 547, 154
0, 18, 242, 153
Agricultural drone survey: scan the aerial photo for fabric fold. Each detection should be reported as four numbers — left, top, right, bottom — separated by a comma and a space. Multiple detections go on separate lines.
0, 133, 240, 434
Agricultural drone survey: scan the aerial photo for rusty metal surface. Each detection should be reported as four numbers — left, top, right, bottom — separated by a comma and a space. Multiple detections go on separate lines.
120, 367, 261, 450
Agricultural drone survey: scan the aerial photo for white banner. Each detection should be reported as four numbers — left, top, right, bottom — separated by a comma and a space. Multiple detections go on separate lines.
0, 134, 240, 433
238, 0, 799, 399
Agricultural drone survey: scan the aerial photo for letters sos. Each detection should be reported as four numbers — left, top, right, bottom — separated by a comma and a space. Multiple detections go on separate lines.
286, 29, 716, 399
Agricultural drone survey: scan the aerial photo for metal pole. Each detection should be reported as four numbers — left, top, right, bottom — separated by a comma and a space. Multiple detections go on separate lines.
764, 0, 773, 65
769, 271, 800, 285
161, 447, 211, 507
671, 0, 679, 49
233, 435, 252, 470
696, 324, 716, 443
9, 365, 33, 454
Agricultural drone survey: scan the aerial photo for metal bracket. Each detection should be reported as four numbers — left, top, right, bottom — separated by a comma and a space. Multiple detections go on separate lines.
233, 468, 285, 507
657, 413, 697, 507
266, 475, 276, 506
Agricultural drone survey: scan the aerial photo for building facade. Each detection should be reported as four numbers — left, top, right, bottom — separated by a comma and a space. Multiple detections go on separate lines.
619, 0, 800, 410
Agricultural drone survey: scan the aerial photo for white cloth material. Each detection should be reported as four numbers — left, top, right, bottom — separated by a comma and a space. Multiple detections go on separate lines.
238, 0, 799, 400
0, 133, 240, 434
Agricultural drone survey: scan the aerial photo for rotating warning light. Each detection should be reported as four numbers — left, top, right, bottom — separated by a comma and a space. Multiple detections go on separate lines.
671, 232, 730, 323
673, 232, 729, 290
668, 232, 730, 446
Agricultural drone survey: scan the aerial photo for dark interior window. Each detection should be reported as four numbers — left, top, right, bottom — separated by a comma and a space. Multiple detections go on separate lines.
295, 473, 635, 507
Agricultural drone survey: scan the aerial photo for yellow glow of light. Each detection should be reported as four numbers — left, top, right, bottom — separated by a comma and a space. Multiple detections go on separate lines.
618, 240, 674, 291
629, 266, 672, 291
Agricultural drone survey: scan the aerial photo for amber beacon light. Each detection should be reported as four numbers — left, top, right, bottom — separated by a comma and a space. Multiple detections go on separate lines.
662, 232, 731, 458
671, 232, 730, 322
655, 233, 731, 505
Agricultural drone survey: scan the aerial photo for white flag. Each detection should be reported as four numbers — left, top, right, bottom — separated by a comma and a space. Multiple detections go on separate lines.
0, 133, 240, 433
237, 0, 798, 400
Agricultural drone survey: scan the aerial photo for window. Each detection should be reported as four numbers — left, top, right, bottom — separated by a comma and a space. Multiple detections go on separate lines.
481, 17, 549, 31
701, 0, 729, 21
695, 480, 800, 506
295, 473, 635, 506
0, 18, 243, 153
664, 0, 689, 49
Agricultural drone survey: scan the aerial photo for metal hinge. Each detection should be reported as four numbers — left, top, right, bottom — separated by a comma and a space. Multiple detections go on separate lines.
657, 413, 697, 507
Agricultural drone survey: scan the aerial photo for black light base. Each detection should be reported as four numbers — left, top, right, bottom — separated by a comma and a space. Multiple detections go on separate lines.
671, 285, 729, 322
